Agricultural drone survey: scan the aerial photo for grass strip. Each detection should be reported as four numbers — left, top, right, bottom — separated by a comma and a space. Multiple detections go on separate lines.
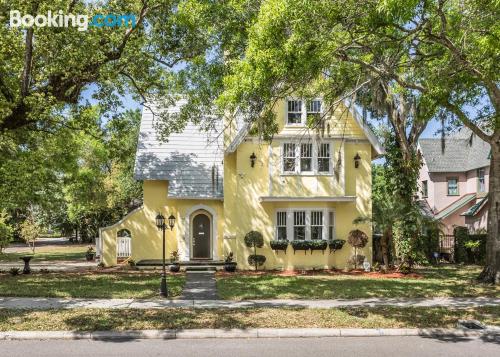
0, 273, 184, 299
0, 307, 498, 331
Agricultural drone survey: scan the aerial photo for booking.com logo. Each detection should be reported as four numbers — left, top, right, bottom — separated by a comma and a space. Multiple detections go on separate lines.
9, 10, 136, 32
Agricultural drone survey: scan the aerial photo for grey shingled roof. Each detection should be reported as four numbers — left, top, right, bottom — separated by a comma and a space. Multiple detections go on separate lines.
419, 128, 490, 173
134, 101, 224, 199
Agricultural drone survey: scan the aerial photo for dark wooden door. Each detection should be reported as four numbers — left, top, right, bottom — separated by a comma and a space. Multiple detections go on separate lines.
192, 213, 211, 259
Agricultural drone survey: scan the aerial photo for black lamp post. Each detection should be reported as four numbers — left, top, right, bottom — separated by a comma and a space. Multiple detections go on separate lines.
155, 212, 175, 297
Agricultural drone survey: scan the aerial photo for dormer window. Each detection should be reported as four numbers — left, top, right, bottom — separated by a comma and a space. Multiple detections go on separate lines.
286, 98, 322, 126
287, 100, 302, 125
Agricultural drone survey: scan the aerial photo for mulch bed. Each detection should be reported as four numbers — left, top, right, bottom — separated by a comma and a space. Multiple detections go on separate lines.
216, 269, 423, 279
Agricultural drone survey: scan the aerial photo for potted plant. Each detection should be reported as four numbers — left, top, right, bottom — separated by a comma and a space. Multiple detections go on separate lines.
85, 246, 95, 261
270, 240, 289, 253
169, 250, 180, 272
224, 252, 237, 272
291, 240, 310, 254
328, 239, 346, 254
347, 229, 369, 269
244, 231, 266, 270
309, 240, 328, 253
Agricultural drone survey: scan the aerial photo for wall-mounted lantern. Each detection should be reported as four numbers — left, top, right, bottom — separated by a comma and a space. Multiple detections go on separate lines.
354, 153, 361, 168
168, 214, 176, 231
250, 152, 257, 168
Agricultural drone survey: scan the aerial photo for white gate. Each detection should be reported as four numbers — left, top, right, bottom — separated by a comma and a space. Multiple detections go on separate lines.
117, 237, 131, 258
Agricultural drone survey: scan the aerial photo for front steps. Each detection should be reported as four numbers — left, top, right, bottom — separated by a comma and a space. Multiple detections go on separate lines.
136, 259, 225, 271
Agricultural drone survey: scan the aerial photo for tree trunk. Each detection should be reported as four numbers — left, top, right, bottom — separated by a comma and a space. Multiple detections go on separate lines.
479, 141, 500, 284
381, 228, 392, 271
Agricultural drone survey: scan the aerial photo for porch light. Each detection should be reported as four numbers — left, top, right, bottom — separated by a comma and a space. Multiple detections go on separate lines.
250, 152, 257, 168
168, 214, 176, 230
354, 153, 361, 168
155, 213, 165, 230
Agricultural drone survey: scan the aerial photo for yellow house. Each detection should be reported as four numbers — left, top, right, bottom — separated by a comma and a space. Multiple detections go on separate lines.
99, 98, 383, 269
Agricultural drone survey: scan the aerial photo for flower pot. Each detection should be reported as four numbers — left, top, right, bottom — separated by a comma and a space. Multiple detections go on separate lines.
224, 262, 237, 272
169, 263, 180, 272
86, 253, 95, 261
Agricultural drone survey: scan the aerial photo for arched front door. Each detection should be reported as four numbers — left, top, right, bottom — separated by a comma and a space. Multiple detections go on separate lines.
192, 212, 211, 259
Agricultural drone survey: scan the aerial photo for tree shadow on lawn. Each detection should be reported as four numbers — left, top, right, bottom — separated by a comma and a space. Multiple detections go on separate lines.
217, 274, 496, 300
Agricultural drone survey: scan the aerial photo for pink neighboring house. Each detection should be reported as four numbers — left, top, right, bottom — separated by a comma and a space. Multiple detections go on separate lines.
418, 128, 490, 235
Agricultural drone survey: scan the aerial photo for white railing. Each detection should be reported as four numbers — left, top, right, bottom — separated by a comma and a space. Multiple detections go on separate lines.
117, 237, 132, 258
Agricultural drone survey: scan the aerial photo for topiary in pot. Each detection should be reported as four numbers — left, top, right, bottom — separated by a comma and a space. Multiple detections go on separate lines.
248, 254, 266, 268
244, 231, 265, 270
270, 240, 289, 253
347, 230, 369, 269
329, 239, 346, 253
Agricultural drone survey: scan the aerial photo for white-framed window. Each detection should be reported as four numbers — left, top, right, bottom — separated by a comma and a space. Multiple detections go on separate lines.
317, 143, 330, 173
328, 211, 335, 240
283, 143, 296, 172
293, 211, 306, 240
300, 143, 313, 172
286, 98, 322, 126
310, 211, 323, 240
287, 100, 302, 125
422, 180, 428, 198
306, 100, 322, 124
447, 177, 459, 196
477, 168, 485, 192
281, 141, 332, 175
276, 211, 287, 240
274, 209, 334, 241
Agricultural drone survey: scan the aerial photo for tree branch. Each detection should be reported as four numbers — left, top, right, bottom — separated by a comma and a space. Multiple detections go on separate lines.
442, 100, 492, 143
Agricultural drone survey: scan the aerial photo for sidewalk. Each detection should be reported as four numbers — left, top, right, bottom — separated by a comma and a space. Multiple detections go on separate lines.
0, 296, 498, 310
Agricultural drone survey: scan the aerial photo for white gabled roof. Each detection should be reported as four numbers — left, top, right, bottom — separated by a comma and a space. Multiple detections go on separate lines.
134, 101, 224, 199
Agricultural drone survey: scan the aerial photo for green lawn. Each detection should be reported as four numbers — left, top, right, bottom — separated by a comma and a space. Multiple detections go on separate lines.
0, 306, 497, 331
0, 245, 88, 262
217, 265, 499, 300
0, 272, 185, 299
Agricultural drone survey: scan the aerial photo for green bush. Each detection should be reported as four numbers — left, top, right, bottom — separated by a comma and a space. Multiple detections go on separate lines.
244, 231, 264, 248
453, 228, 486, 264
248, 254, 266, 267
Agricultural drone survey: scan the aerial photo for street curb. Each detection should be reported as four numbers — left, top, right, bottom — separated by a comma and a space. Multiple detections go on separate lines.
0, 328, 498, 340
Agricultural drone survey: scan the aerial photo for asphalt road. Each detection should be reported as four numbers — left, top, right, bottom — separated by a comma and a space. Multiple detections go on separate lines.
1, 336, 499, 357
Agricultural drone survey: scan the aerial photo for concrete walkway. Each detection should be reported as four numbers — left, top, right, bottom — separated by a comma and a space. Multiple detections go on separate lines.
0, 296, 498, 310
179, 271, 218, 300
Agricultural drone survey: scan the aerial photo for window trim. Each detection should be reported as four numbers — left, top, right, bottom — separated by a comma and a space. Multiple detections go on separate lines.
447, 177, 459, 196
286, 99, 303, 126
477, 168, 486, 193
274, 208, 335, 241
285, 98, 322, 127
422, 180, 428, 198
281, 140, 333, 175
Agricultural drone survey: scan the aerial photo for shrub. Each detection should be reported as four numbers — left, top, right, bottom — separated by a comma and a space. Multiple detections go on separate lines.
244, 231, 264, 248
453, 226, 469, 263
270, 240, 288, 252
348, 255, 365, 268
248, 254, 266, 268
328, 239, 346, 252
244, 231, 264, 270
225, 252, 234, 263
347, 230, 369, 268
0, 210, 13, 254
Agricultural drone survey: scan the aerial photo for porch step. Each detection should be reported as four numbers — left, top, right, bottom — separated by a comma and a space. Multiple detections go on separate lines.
184, 266, 217, 272
136, 260, 225, 268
